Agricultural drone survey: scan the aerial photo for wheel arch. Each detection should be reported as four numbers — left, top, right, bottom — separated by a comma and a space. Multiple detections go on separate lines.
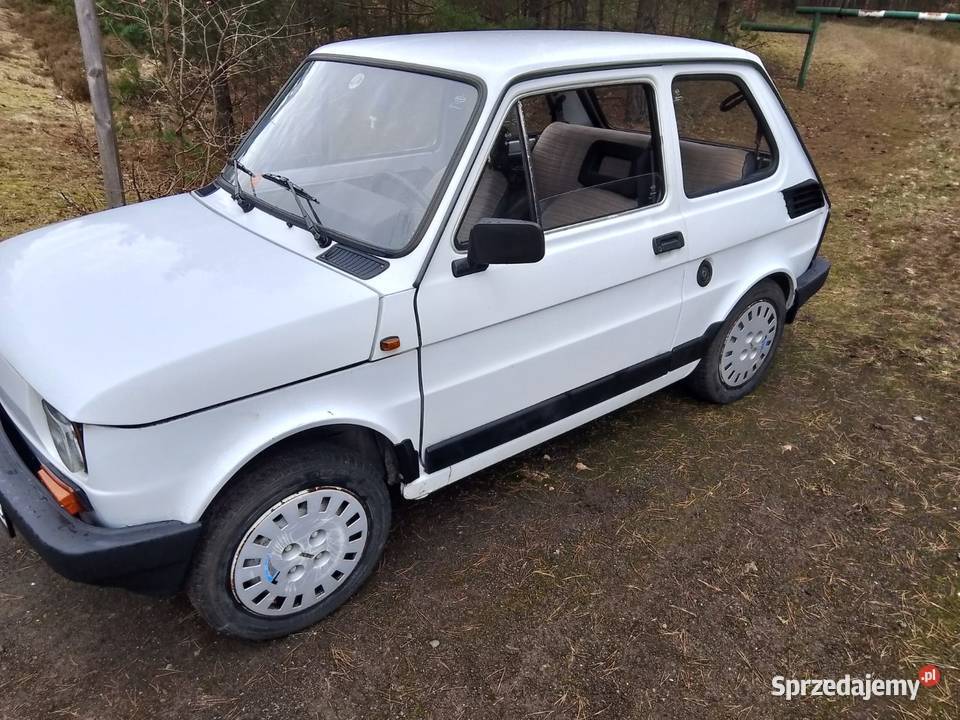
197, 419, 419, 523
766, 270, 794, 308
712, 268, 795, 330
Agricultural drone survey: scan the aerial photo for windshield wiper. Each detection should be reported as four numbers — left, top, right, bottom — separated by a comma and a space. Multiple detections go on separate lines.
259, 173, 332, 249
229, 158, 256, 212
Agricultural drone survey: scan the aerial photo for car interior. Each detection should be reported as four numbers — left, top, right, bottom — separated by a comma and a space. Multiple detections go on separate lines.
457, 80, 774, 244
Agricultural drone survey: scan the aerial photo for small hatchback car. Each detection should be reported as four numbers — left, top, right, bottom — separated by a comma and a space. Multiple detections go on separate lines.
0, 31, 829, 639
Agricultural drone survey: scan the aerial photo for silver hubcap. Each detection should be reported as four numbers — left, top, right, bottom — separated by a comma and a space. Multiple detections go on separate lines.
231, 487, 368, 617
720, 300, 778, 388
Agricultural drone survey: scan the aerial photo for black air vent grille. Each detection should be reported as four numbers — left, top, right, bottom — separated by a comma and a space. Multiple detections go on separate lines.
782, 180, 825, 219
319, 245, 389, 280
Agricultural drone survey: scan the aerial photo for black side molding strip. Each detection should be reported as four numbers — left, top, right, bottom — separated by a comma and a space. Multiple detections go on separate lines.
423, 322, 723, 473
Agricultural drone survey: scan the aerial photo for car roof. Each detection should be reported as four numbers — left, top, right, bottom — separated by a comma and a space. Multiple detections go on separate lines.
312, 30, 760, 88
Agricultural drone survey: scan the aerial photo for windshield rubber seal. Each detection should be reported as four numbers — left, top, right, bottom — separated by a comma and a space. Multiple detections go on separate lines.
218, 55, 486, 259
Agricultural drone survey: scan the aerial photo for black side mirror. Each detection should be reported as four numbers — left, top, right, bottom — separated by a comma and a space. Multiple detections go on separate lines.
452, 219, 545, 278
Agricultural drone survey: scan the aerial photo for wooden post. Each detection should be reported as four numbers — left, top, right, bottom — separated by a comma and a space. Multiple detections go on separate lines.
74, 0, 124, 208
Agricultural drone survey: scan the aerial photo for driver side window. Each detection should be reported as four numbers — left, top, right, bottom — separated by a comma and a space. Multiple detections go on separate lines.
457, 79, 667, 244
455, 105, 534, 249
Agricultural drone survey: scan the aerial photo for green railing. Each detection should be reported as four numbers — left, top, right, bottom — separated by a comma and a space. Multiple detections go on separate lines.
741, 6, 958, 90
739, 13, 821, 89
796, 6, 960, 22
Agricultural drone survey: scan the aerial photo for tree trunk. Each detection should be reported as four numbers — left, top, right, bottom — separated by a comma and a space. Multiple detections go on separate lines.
527, 0, 543, 27
633, 0, 654, 33
161, 0, 173, 78
212, 69, 234, 140
569, 0, 588, 29
328, 0, 338, 43
711, 0, 733, 42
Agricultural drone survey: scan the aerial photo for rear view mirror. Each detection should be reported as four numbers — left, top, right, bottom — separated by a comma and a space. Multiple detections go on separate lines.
452, 219, 545, 277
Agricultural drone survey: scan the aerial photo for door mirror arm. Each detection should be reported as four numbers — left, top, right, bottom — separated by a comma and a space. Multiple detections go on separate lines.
451, 256, 489, 278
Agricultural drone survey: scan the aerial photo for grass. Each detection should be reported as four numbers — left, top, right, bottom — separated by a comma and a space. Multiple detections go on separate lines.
756, 21, 960, 717
0, 5, 101, 237
2, 0, 87, 100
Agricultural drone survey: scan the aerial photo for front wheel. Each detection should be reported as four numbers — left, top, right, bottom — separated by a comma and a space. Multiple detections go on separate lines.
686, 279, 786, 404
186, 444, 391, 640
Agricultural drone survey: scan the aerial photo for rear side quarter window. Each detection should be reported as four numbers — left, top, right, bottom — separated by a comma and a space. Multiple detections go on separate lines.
671, 75, 778, 198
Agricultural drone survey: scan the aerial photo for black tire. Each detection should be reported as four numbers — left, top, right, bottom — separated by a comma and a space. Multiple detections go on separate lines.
186, 443, 391, 641
686, 279, 786, 404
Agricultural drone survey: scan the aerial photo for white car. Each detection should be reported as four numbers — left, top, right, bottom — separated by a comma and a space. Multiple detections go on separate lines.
0, 31, 829, 639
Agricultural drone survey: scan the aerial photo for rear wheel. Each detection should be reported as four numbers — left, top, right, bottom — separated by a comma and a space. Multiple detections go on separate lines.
687, 279, 786, 404
186, 444, 390, 640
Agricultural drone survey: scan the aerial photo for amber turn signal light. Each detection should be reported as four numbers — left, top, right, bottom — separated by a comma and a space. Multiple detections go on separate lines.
379, 336, 401, 352
37, 466, 82, 516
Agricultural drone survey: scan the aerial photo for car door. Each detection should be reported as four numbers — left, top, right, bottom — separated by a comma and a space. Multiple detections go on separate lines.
415, 68, 690, 480
665, 65, 828, 348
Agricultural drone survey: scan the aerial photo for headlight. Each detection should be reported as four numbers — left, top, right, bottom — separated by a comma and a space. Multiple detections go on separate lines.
42, 401, 86, 473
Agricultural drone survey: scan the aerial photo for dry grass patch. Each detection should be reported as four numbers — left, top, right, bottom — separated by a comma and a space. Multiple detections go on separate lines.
3, 0, 87, 100
0, 5, 100, 238
757, 19, 960, 718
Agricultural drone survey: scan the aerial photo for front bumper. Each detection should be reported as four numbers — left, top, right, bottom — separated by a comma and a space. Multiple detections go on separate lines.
0, 411, 201, 596
786, 255, 831, 323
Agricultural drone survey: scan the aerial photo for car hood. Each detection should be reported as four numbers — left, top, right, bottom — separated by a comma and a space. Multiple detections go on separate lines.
0, 194, 380, 426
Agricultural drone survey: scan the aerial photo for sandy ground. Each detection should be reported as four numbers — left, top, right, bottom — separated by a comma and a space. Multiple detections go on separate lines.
0, 12, 958, 720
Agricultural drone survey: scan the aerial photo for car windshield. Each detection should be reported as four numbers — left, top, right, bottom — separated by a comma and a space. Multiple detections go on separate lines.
223, 60, 480, 255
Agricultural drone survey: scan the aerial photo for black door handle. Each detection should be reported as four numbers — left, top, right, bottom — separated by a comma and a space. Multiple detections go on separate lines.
652, 231, 685, 255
